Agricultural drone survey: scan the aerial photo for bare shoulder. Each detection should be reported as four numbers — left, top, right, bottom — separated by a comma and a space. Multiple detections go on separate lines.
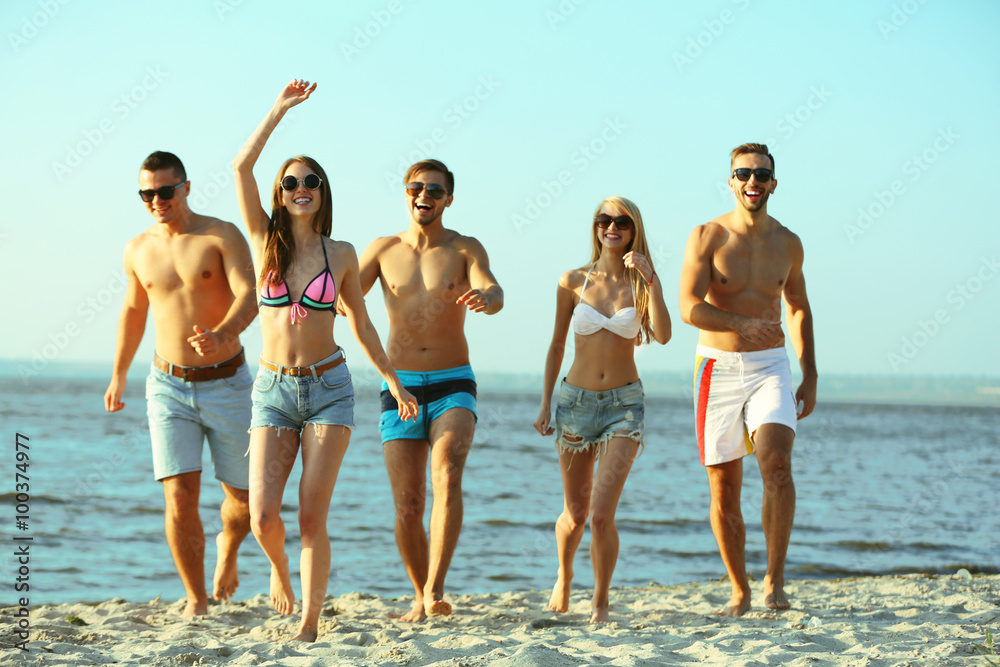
557, 266, 589, 291
450, 230, 487, 255
365, 234, 403, 257
687, 219, 730, 250
771, 218, 804, 257
200, 216, 249, 244
327, 238, 359, 262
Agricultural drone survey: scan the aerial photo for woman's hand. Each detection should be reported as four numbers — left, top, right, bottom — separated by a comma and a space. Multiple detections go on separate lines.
393, 386, 419, 422
275, 79, 316, 111
533, 404, 554, 436
624, 251, 654, 285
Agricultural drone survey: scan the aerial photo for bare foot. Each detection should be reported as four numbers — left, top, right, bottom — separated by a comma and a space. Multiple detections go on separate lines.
715, 595, 751, 617
547, 577, 572, 613
292, 623, 319, 642
389, 600, 427, 623
425, 598, 452, 617
269, 555, 295, 615
213, 533, 239, 602
764, 588, 790, 610
590, 606, 611, 624
180, 599, 208, 617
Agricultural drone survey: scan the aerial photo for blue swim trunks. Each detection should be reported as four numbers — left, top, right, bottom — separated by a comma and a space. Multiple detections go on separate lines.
379, 366, 477, 443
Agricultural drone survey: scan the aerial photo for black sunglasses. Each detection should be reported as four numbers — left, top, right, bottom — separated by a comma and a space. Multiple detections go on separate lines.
732, 168, 774, 183
138, 180, 189, 202
405, 182, 448, 200
595, 214, 633, 231
281, 174, 323, 191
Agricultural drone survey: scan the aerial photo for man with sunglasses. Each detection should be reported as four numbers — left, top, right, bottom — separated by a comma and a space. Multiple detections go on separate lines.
679, 143, 816, 616
104, 151, 258, 616
358, 158, 503, 622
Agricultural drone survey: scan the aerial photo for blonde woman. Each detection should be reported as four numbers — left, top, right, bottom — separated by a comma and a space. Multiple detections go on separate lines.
234, 79, 417, 641
534, 196, 671, 623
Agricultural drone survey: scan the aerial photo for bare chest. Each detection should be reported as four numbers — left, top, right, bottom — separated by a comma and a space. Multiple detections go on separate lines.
134, 237, 227, 296
381, 246, 469, 301
711, 236, 791, 298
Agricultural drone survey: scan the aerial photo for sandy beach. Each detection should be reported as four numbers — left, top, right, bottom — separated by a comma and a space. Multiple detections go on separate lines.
3, 573, 997, 666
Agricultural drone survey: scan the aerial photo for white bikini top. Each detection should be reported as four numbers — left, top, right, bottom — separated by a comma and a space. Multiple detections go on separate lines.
571, 264, 641, 339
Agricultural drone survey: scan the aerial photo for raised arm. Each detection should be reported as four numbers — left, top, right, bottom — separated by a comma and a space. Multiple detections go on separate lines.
782, 237, 816, 419
233, 79, 317, 251
533, 272, 577, 436
187, 222, 259, 357
104, 244, 149, 412
678, 224, 782, 347
457, 236, 504, 315
624, 250, 671, 345
335, 242, 418, 421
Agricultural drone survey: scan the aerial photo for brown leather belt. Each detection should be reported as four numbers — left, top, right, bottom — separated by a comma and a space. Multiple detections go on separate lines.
259, 355, 344, 377
153, 350, 245, 382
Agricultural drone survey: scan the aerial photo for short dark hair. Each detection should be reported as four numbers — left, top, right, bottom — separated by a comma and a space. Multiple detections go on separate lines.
404, 159, 454, 194
141, 151, 187, 181
730, 143, 774, 174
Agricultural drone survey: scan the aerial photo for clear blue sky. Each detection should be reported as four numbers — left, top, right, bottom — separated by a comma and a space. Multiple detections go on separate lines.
2, 0, 998, 382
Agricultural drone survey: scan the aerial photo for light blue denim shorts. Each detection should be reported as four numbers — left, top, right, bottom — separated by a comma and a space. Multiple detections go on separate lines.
554, 379, 645, 456
145, 360, 252, 489
250, 350, 355, 432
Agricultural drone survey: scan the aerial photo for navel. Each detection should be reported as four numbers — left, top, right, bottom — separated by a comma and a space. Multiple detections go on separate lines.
202, 270, 212, 279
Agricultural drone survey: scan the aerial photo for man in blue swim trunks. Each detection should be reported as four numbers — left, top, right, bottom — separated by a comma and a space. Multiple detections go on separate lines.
359, 159, 503, 621
679, 143, 817, 617
104, 151, 258, 616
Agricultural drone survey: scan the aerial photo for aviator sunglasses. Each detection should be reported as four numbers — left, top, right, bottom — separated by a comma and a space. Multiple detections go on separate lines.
731, 168, 774, 183
281, 174, 323, 191
595, 214, 634, 231
138, 180, 189, 202
405, 182, 448, 200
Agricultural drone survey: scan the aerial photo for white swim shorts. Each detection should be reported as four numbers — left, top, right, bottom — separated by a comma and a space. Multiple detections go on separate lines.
693, 345, 798, 466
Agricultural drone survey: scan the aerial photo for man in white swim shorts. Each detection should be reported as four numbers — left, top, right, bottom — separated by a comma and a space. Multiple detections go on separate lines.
679, 143, 817, 617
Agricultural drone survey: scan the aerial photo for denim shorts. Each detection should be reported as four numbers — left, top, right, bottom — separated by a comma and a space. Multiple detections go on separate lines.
250, 350, 355, 433
145, 360, 252, 488
554, 379, 645, 456
379, 365, 477, 443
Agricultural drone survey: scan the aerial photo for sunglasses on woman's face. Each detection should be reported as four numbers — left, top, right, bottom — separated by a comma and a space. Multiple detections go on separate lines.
281, 174, 323, 191
595, 214, 633, 231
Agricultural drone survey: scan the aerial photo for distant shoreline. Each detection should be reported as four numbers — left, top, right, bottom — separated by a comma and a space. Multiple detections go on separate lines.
2, 359, 998, 407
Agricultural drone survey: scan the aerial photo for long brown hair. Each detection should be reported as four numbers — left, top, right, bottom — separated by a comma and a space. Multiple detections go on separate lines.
258, 155, 333, 288
589, 196, 655, 346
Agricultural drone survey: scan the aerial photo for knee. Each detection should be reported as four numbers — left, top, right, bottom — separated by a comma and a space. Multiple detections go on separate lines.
297, 508, 329, 543
759, 453, 794, 488
589, 511, 615, 537
431, 464, 463, 494
560, 506, 587, 534
250, 507, 280, 539
164, 483, 199, 517
394, 489, 425, 523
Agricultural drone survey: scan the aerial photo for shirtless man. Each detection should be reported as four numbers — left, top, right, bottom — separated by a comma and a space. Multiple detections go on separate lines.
104, 151, 257, 616
359, 159, 503, 621
679, 143, 816, 616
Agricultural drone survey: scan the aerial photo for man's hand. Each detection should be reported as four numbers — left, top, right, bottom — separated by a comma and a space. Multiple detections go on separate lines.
457, 289, 491, 313
188, 325, 226, 357
104, 378, 126, 412
735, 317, 784, 348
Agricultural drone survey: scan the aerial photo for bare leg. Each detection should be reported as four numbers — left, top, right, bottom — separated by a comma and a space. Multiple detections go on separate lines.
547, 447, 593, 613
384, 438, 429, 622
213, 482, 250, 602
293, 423, 350, 642
588, 436, 638, 623
707, 458, 752, 616
162, 471, 208, 616
423, 408, 475, 617
248, 426, 299, 617
755, 423, 796, 611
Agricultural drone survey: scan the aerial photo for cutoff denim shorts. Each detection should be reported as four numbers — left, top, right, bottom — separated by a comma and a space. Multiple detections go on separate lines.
145, 360, 252, 488
250, 350, 356, 432
554, 378, 645, 456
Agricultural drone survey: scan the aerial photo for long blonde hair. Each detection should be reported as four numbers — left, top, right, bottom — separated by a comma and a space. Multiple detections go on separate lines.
589, 196, 654, 346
